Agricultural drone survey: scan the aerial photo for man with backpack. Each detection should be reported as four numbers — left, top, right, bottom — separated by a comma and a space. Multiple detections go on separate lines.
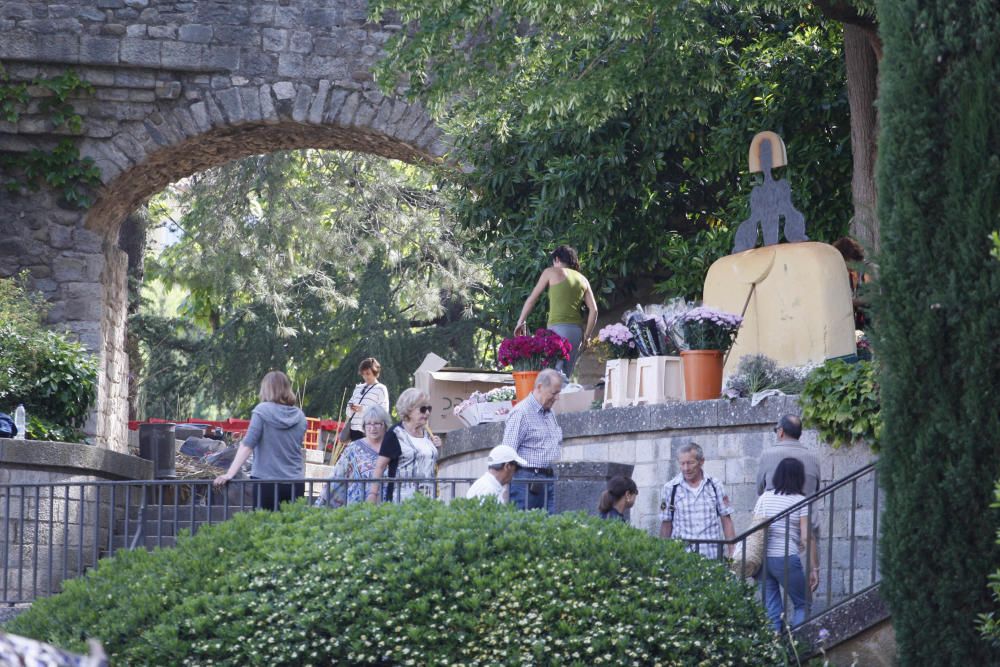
659, 442, 735, 558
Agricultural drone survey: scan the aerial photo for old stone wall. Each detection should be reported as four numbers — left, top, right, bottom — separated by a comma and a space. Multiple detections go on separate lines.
0, 1, 443, 450
0, 438, 152, 602
441, 396, 880, 609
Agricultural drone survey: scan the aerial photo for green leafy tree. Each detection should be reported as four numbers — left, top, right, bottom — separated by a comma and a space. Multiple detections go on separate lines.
0, 273, 97, 441
374, 0, 853, 329
134, 150, 490, 418
876, 0, 1000, 663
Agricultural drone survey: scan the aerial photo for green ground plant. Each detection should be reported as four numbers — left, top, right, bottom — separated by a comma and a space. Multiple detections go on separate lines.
7, 499, 787, 665
0, 273, 97, 441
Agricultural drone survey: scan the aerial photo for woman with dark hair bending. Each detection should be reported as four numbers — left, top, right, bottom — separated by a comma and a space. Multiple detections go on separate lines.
752, 457, 819, 632
514, 245, 598, 380
598, 475, 638, 521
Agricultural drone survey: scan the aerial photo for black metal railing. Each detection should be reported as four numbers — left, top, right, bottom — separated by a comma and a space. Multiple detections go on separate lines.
682, 463, 880, 629
0, 476, 485, 604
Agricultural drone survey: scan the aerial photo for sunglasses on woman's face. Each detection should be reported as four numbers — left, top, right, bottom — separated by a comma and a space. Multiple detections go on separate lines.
418, 405, 432, 415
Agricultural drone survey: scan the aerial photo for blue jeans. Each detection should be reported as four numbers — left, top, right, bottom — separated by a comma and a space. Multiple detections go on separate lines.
763, 554, 809, 632
509, 470, 555, 514
548, 323, 583, 379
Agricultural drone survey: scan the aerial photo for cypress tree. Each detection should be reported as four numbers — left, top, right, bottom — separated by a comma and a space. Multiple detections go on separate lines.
877, 0, 1000, 664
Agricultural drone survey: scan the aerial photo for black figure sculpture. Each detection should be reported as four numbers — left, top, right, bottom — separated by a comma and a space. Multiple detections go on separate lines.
732, 133, 809, 253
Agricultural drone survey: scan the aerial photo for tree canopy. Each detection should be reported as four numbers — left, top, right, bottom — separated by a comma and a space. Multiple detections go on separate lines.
374, 0, 854, 329
134, 150, 489, 419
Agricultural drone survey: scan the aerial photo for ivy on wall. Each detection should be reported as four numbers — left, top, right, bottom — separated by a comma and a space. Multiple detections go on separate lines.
0, 65, 102, 208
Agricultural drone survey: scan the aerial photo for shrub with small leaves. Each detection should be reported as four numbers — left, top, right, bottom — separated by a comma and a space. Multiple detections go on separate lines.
7, 499, 787, 665
0, 274, 97, 440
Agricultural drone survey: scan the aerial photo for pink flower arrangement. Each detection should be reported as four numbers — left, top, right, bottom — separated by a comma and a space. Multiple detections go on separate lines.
597, 323, 638, 359
498, 328, 572, 371
673, 306, 743, 352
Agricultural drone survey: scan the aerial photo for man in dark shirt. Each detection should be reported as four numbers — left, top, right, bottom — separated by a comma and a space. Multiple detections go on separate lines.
757, 414, 821, 497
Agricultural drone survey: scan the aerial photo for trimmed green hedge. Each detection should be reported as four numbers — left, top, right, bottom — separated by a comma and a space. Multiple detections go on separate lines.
7, 499, 784, 665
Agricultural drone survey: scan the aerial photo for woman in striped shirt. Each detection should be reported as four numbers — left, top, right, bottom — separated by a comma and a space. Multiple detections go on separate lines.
753, 457, 819, 632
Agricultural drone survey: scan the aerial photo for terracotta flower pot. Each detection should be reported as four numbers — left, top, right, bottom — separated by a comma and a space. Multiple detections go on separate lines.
680, 350, 724, 401
512, 370, 541, 403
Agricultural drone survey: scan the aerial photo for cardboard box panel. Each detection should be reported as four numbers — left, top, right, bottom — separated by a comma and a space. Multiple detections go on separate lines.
415, 354, 512, 433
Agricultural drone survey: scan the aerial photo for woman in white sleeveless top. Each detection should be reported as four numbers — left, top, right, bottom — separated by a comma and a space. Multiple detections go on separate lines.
378, 388, 441, 502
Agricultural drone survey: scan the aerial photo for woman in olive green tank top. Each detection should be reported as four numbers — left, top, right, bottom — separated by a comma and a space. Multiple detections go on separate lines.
514, 245, 598, 379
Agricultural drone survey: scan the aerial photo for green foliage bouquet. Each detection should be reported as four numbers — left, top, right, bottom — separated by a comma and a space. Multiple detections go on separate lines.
672, 306, 743, 352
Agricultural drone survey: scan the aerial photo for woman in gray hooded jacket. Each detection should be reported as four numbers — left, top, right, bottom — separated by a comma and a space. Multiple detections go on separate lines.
213, 370, 307, 509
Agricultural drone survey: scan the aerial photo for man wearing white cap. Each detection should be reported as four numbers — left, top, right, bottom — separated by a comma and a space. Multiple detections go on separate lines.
467, 445, 528, 502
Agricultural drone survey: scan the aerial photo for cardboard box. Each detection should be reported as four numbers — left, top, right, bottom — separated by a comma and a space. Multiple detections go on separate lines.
414, 353, 513, 433
553, 386, 599, 415
456, 400, 515, 428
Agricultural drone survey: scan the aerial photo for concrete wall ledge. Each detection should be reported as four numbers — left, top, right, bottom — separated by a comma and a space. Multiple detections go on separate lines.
443, 395, 802, 460
0, 438, 152, 482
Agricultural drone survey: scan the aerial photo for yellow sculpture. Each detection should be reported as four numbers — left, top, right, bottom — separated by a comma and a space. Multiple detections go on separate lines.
703, 132, 855, 373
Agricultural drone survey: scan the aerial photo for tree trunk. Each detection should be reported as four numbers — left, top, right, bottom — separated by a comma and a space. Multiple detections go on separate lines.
844, 23, 881, 257
118, 207, 148, 422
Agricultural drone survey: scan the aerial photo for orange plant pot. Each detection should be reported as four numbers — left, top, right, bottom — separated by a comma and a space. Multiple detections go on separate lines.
512, 370, 541, 403
680, 350, 724, 401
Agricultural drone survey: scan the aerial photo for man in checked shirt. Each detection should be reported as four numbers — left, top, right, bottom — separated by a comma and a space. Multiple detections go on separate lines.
502, 368, 563, 513
659, 441, 736, 559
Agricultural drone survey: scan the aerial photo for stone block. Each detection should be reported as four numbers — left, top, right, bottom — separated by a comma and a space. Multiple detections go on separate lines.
203, 92, 226, 125
292, 84, 312, 122
161, 41, 203, 69
263, 27, 288, 52
258, 84, 277, 121
272, 81, 296, 100
214, 25, 259, 47
204, 46, 240, 71
155, 81, 182, 100
48, 223, 74, 249
274, 5, 301, 28
290, 31, 314, 54
120, 38, 160, 67
725, 457, 746, 484
214, 88, 244, 124
335, 90, 360, 125
147, 25, 176, 40
308, 79, 331, 124
0, 32, 38, 61
239, 87, 261, 122
277, 53, 304, 77
314, 36, 343, 57
304, 8, 341, 27
33, 34, 80, 64
80, 36, 120, 65
114, 69, 156, 88
608, 440, 636, 464
179, 24, 213, 43
251, 5, 275, 24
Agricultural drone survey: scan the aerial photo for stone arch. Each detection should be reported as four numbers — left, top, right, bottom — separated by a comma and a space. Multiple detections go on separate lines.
83, 87, 443, 232
0, 1, 449, 451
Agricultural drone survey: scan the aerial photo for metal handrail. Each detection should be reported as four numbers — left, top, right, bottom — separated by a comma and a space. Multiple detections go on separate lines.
681, 462, 881, 630
1, 476, 484, 604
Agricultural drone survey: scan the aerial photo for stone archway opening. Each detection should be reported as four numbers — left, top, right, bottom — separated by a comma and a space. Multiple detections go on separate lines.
89, 119, 446, 451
